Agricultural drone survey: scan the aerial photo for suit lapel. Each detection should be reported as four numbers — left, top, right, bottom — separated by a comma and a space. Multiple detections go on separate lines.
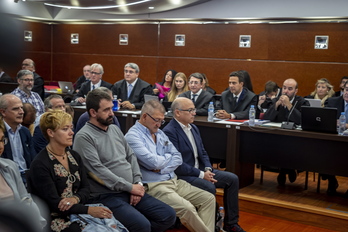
173, 120, 195, 154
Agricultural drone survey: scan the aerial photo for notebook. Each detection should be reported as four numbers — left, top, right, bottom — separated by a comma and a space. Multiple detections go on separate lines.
58, 81, 74, 94
144, 94, 159, 102
301, 106, 337, 134
304, 98, 322, 107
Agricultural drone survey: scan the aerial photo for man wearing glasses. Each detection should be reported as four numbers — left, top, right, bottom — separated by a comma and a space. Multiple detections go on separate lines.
21, 58, 45, 100
125, 99, 215, 232
11, 70, 44, 117
112, 62, 152, 110
179, 72, 214, 116
74, 63, 113, 103
163, 97, 246, 232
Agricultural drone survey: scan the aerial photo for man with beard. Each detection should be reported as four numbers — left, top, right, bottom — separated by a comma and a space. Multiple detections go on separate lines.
0, 94, 36, 184
21, 58, 45, 100
264, 78, 309, 186
11, 70, 44, 117
73, 89, 176, 232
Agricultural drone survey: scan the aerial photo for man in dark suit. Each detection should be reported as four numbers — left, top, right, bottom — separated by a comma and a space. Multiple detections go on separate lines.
22, 59, 45, 100
215, 71, 257, 119
263, 78, 309, 185
163, 97, 245, 232
323, 80, 348, 195
0, 94, 36, 184
179, 72, 214, 116
0, 66, 14, 82
334, 76, 348, 97
74, 64, 91, 93
112, 62, 152, 109
74, 63, 113, 103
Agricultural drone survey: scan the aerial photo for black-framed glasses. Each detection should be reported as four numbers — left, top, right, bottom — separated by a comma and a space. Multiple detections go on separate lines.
0, 137, 8, 145
177, 108, 196, 114
91, 71, 101, 75
146, 113, 165, 125
20, 78, 34, 82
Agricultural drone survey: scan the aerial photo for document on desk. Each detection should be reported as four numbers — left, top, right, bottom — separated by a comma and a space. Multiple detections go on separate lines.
117, 110, 141, 115
261, 122, 282, 128
215, 120, 244, 125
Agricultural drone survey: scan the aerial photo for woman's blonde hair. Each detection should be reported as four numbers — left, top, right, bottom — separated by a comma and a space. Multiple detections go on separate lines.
40, 110, 72, 141
167, 72, 189, 102
310, 78, 335, 98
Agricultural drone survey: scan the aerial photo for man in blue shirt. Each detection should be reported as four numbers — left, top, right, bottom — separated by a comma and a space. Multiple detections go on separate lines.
125, 99, 215, 232
0, 94, 36, 183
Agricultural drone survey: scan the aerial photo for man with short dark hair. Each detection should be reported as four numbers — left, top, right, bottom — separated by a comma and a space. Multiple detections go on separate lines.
0, 94, 36, 183
334, 76, 348, 97
216, 71, 257, 119
73, 89, 176, 232
163, 97, 245, 232
11, 70, 44, 117
74, 63, 113, 103
179, 72, 214, 116
112, 62, 152, 109
125, 99, 216, 232
21, 58, 45, 100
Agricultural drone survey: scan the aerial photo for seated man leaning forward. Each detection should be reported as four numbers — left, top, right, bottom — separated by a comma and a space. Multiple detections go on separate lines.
73, 89, 176, 232
215, 71, 257, 120
125, 99, 216, 232
163, 97, 246, 232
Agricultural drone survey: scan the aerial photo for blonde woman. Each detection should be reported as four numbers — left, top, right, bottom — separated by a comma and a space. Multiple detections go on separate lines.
305, 78, 335, 107
165, 72, 189, 102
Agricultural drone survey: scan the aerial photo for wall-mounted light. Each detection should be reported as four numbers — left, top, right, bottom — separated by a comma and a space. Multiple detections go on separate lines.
175, 34, 185, 46
24, 31, 32, 42
239, 35, 251, 48
71, 33, 79, 44
315, 35, 329, 49
119, 34, 128, 45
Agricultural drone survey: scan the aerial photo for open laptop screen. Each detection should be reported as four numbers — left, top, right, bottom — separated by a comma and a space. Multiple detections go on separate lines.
58, 81, 74, 94
301, 106, 337, 134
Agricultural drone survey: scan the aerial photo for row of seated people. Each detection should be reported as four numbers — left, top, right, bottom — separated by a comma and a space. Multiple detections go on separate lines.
0, 89, 245, 232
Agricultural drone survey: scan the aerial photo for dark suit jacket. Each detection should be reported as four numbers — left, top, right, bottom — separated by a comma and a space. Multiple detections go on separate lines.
220, 88, 257, 119
0, 72, 14, 82
334, 91, 342, 97
325, 96, 345, 119
263, 95, 310, 125
163, 119, 212, 183
179, 90, 214, 116
111, 78, 152, 109
74, 75, 87, 92
74, 80, 113, 99
2, 126, 36, 169
32, 72, 44, 100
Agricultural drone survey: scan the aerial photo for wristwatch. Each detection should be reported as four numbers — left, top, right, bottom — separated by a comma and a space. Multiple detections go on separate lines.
204, 167, 212, 172
136, 182, 143, 186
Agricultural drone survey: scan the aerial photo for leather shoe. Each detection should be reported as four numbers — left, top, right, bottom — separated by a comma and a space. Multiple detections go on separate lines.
288, 170, 297, 183
223, 224, 246, 232
277, 172, 286, 186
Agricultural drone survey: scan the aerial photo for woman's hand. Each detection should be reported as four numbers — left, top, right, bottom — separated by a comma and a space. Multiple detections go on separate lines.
58, 197, 78, 211
88, 206, 113, 219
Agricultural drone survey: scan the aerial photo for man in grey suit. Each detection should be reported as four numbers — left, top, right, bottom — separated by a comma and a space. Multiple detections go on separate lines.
215, 71, 257, 119
179, 73, 214, 116
112, 63, 152, 109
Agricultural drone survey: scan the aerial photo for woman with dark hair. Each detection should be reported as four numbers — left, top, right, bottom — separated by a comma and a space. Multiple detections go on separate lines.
238, 70, 253, 92
29, 111, 114, 232
201, 73, 216, 95
153, 69, 177, 99
258, 81, 281, 112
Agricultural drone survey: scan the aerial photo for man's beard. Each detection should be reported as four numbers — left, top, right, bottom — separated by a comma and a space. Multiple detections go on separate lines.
96, 115, 113, 126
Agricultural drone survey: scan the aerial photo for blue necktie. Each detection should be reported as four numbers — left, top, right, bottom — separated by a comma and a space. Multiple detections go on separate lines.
192, 94, 197, 103
92, 85, 95, 90
345, 103, 348, 123
128, 84, 133, 98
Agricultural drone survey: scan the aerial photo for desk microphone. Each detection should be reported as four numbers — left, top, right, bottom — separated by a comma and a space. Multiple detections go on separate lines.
281, 100, 298, 130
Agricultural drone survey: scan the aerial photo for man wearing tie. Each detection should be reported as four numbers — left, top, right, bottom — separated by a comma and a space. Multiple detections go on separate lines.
179, 73, 214, 116
74, 63, 113, 103
215, 71, 257, 119
112, 63, 152, 109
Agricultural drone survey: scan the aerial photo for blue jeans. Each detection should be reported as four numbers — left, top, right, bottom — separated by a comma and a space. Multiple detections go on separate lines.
190, 170, 240, 226
91, 192, 176, 232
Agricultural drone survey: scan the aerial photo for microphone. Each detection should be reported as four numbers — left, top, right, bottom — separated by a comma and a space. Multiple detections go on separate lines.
281, 100, 298, 130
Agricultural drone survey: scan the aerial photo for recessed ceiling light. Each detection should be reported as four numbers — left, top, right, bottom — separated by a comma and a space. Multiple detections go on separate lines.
148, 7, 155, 10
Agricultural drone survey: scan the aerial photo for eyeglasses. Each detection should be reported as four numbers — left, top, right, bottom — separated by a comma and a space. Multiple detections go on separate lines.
177, 108, 196, 114
124, 70, 135, 74
91, 71, 101, 75
0, 137, 8, 145
189, 81, 200, 85
146, 113, 165, 125
22, 63, 30, 66
21, 78, 34, 82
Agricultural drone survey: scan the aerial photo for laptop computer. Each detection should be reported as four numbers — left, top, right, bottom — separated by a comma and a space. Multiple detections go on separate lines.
144, 94, 159, 102
0, 82, 18, 94
301, 106, 337, 134
58, 81, 74, 94
304, 98, 321, 107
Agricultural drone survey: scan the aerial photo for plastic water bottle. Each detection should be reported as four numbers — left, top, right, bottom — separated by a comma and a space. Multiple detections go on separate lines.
338, 112, 346, 135
249, 105, 256, 126
208, 102, 214, 122
112, 95, 119, 111
217, 206, 224, 230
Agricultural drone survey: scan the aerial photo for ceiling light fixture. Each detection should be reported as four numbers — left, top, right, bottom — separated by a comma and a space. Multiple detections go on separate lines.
44, 0, 151, 10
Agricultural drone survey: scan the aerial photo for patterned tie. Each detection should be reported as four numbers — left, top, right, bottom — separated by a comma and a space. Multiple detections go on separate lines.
128, 84, 133, 98
345, 103, 348, 123
192, 94, 197, 103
